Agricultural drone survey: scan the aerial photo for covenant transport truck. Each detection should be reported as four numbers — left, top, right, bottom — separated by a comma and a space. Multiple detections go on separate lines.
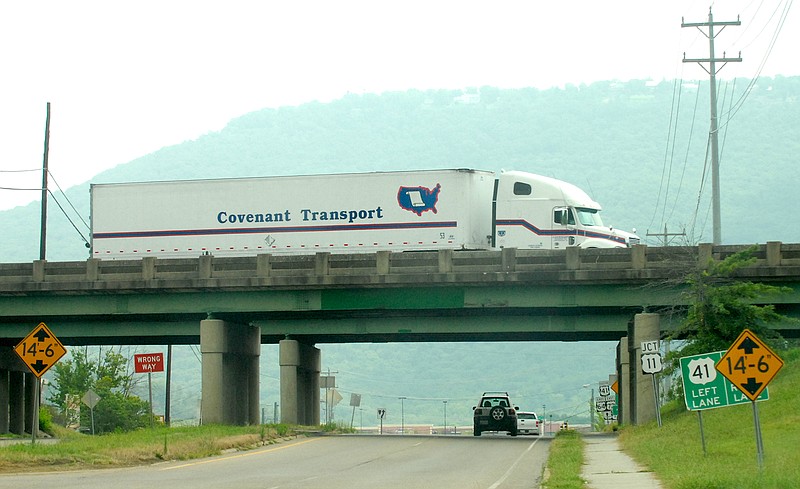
89, 169, 639, 259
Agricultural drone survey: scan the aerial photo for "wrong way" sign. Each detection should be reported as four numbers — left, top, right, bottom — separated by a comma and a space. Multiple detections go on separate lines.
134, 353, 164, 373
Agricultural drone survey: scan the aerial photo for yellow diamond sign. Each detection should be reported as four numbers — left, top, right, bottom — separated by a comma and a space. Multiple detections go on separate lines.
716, 329, 783, 402
13, 322, 67, 378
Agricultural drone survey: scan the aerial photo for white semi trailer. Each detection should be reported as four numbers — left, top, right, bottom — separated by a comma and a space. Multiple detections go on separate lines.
89, 169, 639, 259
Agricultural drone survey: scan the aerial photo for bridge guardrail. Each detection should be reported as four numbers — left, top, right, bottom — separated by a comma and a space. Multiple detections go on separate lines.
1, 242, 799, 293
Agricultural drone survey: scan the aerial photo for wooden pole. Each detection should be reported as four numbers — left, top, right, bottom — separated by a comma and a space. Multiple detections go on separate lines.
39, 102, 51, 260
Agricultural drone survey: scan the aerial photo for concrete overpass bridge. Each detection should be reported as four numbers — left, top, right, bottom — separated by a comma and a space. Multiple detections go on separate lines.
1, 242, 799, 434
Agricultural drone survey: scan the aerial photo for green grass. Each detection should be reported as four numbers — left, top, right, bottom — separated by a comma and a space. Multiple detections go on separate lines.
620, 348, 800, 489
4, 348, 798, 487
540, 348, 800, 489
542, 430, 585, 489
0, 423, 300, 473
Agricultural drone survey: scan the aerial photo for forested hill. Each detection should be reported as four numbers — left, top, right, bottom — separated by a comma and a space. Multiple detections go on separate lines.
4, 78, 799, 426
2, 76, 799, 263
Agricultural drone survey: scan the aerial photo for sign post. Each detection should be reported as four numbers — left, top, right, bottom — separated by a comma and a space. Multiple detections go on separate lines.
716, 329, 784, 470
14, 322, 67, 444
641, 341, 663, 427
134, 353, 165, 428
349, 393, 361, 429
82, 389, 101, 435
377, 408, 386, 434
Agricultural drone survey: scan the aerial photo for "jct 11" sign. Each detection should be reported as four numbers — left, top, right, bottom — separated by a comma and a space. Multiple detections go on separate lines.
134, 353, 164, 373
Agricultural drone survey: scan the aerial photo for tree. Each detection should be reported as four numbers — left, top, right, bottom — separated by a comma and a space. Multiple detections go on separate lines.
48, 346, 151, 433
48, 348, 95, 414
666, 246, 792, 377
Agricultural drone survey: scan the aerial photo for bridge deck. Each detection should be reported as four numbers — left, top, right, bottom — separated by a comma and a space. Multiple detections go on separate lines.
1, 243, 799, 345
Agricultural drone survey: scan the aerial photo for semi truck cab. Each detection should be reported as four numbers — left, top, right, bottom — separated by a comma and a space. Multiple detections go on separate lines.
493, 170, 639, 249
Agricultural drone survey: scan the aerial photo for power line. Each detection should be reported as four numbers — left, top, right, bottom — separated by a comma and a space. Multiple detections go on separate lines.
47, 190, 90, 246
46, 170, 90, 231
719, 0, 793, 128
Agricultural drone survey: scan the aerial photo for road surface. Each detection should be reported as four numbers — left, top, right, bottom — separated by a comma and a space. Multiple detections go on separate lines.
1, 433, 551, 489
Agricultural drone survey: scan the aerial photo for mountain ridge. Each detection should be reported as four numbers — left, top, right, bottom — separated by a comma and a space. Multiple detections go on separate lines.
4, 78, 798, 426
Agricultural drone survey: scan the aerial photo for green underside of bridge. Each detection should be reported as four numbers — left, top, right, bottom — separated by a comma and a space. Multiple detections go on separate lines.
1, 284, 798, 345
0, 284, 683, 316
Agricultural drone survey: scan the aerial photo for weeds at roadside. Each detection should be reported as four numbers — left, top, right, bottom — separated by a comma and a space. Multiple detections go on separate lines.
0, 424, 303, 473
542, 430, 585, 489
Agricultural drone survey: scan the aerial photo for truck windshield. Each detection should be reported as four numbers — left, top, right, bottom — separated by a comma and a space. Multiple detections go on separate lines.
576, 207, 604, 227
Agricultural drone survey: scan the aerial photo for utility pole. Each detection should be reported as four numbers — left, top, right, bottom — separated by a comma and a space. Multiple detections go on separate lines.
646, 225, 687, 247
40, 102, 51, 260
682, 9, 742, 245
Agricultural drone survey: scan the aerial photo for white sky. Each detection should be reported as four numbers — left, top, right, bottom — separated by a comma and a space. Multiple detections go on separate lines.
1, 0, 797, 211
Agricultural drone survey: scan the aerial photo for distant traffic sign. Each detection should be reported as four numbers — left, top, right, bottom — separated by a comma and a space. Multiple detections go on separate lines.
13, 322, 67, 378
716, 329, 784, 401
680, 351, 768, 411
595, 381, 618, 424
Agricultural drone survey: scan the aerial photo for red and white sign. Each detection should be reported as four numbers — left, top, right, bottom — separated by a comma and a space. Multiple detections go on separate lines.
134, 353, 164, 373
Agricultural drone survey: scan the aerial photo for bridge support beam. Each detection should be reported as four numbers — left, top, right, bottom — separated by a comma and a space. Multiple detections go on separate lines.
628, 313, 661, 425
8, 370, 25, 434
0, 368, 8, 433
200, 319, 260, 425
617, 337, 631, 425
0, 348, 35, 435
279, 339, 320, 426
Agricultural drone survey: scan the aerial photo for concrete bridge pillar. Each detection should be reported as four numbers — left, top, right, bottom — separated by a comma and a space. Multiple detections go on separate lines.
200, 319, 260, 425
0, 348, 34, 435
617, 337, 631, 425
628, 313, 660, 425
279, 339, 320, 426
9, 370, 25, 434
0, 369, 8, 433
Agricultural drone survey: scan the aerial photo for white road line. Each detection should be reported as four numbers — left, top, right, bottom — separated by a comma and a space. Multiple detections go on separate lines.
487, 438, 540, 489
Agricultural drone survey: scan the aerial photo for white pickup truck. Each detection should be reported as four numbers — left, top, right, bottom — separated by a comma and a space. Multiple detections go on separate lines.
516, 411, 541, 435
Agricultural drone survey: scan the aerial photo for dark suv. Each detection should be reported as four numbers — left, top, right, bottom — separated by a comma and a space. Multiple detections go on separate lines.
472, 391, 519, 436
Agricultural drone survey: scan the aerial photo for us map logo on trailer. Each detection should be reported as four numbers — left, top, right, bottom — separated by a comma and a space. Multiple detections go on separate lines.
397, 183, 441, 216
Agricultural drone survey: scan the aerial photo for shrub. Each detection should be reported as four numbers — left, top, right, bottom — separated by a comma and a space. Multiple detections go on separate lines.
39, 405, 55, 434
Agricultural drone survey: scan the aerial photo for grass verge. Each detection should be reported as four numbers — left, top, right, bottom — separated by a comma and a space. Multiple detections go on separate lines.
0, 423, 299, 473
541, 430, 585, 489
620, 348, 800, 489
539, 348, 800, 489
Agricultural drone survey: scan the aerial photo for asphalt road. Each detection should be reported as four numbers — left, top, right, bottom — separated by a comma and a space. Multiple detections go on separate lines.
0, 433, 551, 489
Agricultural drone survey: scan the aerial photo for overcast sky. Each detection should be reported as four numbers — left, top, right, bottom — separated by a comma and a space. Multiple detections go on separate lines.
1, 0, 797, 211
